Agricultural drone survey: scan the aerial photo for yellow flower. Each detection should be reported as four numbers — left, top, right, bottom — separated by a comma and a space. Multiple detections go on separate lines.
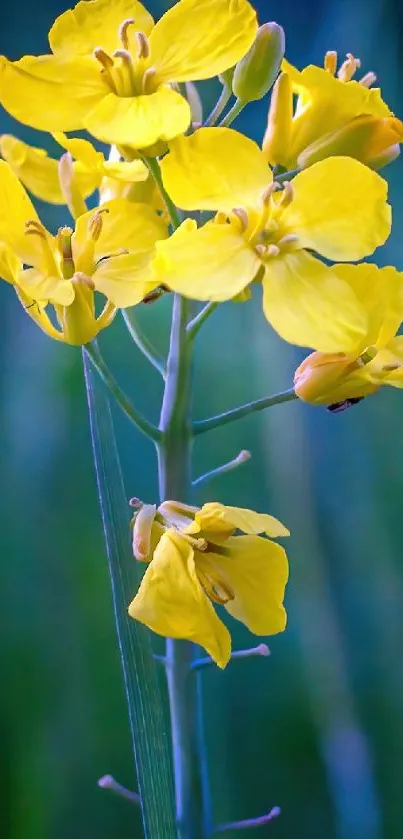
0, 161, 167, 344
128, 500, 289, 668
0, 133, 148, 207
294, 263, 403, 407
263, 52, 403, 170
0, 0, 257, 149
157, 127, 391, 352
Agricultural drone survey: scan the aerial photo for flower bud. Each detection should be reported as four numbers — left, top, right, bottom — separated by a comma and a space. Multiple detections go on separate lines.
294, 350, 378, 405
232, 23, 285, 103
219, 66, 235, 89
262, 72, 293, 166
297, 114, 403, 170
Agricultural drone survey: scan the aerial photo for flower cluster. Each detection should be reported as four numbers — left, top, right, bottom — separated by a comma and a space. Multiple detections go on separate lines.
2, 0, 403, 659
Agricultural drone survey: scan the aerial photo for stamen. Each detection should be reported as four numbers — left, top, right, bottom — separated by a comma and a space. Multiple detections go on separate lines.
360, 71, 377, 88
57, 225, 75, 279
324, 50, 337, 75
214, 211, 228, 224
142, 66, 157, 94
94, 47, 114, 69
266, 244, 280, 258
88, 208, 109, 242
262, 181, 281, 206
136, 31, 150, 59
231, 207, 249, 233
337, 53, 361, 82
113, 49, 137, 94
71, 271, 95, 290
118, 18, 135, 50
25, 219, 47, 238
382, 363, 401, 371
255, 244, 268, 258
277, 233, 299, 250
197, 567, 235, 604
278, 180, 294, 208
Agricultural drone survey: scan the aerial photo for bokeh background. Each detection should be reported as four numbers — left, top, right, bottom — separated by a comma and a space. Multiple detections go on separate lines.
1, 0, 403, 837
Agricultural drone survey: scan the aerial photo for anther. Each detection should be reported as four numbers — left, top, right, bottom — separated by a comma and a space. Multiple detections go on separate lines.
232, 207, 249, 233
262, 181, 281, 205
324, 50, 338, 75
93, 47, 114, 69
214, 211, 228, 224
71, 271, 95, 290
136, 32, 150, 59
88, 208, 109, 242
360, 71, 377, 88
142, 66, 156, 94
255, 244, 268, 258
118, 18, 135, 50
25, 219, 47, 238
279, 180, 294, 207
277, 233, 299, 250
266, 244, 280, 258
337, 53, 361, 82
113, 48, 133, 66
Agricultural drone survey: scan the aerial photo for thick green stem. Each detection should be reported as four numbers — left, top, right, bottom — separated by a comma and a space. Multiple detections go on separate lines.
157, 294, 205, 839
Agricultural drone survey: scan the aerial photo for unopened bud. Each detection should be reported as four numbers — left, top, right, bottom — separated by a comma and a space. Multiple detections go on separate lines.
232, 23, 285, 103
298, 114, 403, 170
294, 350, 377, 405
262, 72, 293, 166
132, 503, 157, 561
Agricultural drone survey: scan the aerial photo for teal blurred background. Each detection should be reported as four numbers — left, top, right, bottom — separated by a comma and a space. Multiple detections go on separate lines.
1, 0, 403, 837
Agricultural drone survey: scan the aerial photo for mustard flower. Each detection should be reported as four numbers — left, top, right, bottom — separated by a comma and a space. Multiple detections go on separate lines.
128, 500, 289, 668
156, 128, 391, 352
0, 0, 257, 148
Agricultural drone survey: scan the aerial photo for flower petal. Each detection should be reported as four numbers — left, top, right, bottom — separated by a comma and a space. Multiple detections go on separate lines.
155, 219, 260, 301
128, 530, 231, 668
281, 156, 391, 261
151, 0, 257, 83
84, 87, 191, 147
0, 161, 53, 270
210, 535, 288, 635
93, 252, 160, 307
329, 263, 403, 349
0, 242, 21, 284
54, 132, 148, 183
161, 128, 270, 212
263, 250, 368, 352
365, 337, 403, 387
190, 502, 289, 538
18, 267, 75, 305
49, 0, 154, 57
0, 55, 104, 133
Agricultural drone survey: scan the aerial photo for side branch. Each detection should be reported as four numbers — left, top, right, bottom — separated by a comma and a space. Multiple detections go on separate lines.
122, 309, 166, 378
84, 342, 162, 442
193, 388, 297, 435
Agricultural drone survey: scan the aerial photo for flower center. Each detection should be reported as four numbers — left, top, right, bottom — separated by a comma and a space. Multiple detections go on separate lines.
323, 50, 377, 88
93, 18, 158, 97
196, 554, 235, 605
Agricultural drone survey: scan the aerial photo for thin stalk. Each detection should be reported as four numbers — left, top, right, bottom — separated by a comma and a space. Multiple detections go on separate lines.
144, 156, 182, 230
275, 168, 300, 184
187, 302, 218, 340
157, 294, 207, 839
204, 86, 232, 127
193, 388, 297, 435
122, 309, 166, 378
84, 342, 161, 442
218, 98, 245, 128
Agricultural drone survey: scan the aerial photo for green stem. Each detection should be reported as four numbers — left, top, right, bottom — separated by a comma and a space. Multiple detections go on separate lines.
84, 342, 161, 442
187, 302, 218, 340
122, 309, 166, 378
144, 156, 182, 230
204, 85, 232, 127
275, 168, 300, 184
193, 388, 297, 435
218, 98, 245, 128
157, 294, 206, 839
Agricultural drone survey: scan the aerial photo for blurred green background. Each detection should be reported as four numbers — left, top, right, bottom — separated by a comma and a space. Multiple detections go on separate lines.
1, 0, 403, 837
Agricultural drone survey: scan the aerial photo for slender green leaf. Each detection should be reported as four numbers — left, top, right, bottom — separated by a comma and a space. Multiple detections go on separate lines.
83, 350, 177, 839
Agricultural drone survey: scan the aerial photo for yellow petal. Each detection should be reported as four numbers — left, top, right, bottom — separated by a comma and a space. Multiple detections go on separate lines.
281, 157, 391, 261
211, 535, 288, 635
151, 0, 257, 83
54, 132, 148, 184
161, 128, 270, 212
128, 530, 231, 668
102, 159, 148, 183
0, 134, 97, 204
49, 0, 154, 57
93, 252, 160, 307
19, 267, 75, 306
0, 55, 104, 132
191, 502, 290, 538
0, 160, 51, 269
155, 219, 260, 301
53, 132, 104, 170
0, 241, 21, 284
73, 199, 167, 270
365, 337, 403, 387
84, 87, 191, 148
329, 263, 403, 349
263, 250, 368, 352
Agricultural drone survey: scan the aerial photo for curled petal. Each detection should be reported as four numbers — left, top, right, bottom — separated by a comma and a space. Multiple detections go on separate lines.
329, 263, 403, 349
84, 88, 191, 148
189, 502, 289, 538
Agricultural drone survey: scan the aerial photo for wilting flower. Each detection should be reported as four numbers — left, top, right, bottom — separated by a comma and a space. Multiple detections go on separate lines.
128, 499, 289, 668
262, 52, 403, 171
156, 127, 391, 352
294, 263, 403, 408
0, 0, 257, 148
0, 161, 167, 343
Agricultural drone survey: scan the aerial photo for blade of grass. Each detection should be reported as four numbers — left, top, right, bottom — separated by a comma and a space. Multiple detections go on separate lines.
83, 350, 177, 839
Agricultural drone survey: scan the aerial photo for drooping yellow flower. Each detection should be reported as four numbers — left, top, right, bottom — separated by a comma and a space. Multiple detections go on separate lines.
263, 52, 403, 170
0, 161, 167, 343
294, 263, 403, 408
0, 133, 148, 207
128, 499, 289, 668
157, 127, 391, 352
0, 0, 257, 149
